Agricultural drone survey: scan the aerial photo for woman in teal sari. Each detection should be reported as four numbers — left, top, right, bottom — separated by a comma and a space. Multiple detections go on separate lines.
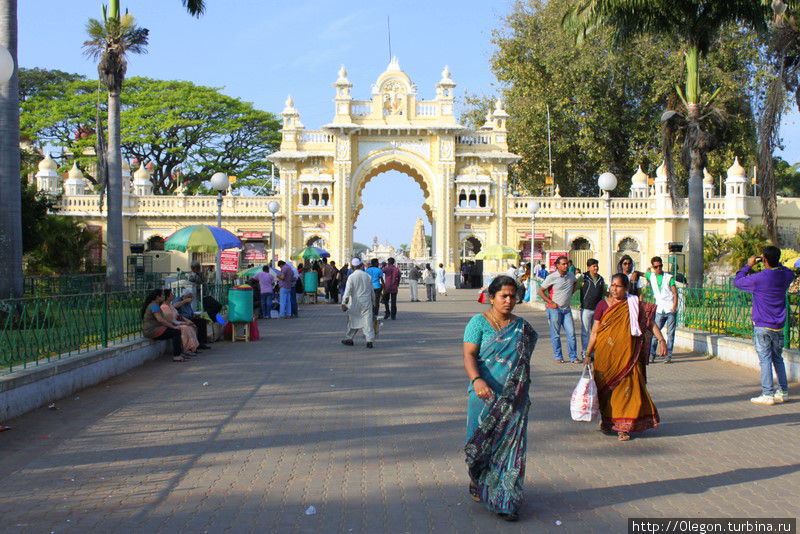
463, 275, 538, 521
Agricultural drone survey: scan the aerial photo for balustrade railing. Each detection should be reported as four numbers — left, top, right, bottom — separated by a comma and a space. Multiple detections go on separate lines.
299, 131, 334, 143
351, 102, 371, 116
415, 103, 437, 116
456, 134, 490, 145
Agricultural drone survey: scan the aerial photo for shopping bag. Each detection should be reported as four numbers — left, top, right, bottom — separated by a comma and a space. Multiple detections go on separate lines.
570, 363, 599, 422
523, 282, 532, 302
477, 290, 487, 304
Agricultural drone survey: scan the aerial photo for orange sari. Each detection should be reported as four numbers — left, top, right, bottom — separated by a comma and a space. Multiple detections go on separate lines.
593, 299, 659, 433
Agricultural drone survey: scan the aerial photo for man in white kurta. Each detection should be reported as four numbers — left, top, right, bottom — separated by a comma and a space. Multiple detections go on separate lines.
341, 259, 376, 348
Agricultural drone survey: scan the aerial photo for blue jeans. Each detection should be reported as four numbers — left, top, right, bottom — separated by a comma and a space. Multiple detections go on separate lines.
651, 311, 676, 358
259, 292, 273, 319
546, 307, 577, 361
290, 287, 298, 316
580, 308, 595, 355
753, 327, 789, 395
279, 287, 292, 317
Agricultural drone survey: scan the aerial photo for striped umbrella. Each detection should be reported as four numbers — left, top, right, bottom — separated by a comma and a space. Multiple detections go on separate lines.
292, 247, 323, 261
238, 264, 270, 277
474, 244, 519, 261
164, 225, 242, 253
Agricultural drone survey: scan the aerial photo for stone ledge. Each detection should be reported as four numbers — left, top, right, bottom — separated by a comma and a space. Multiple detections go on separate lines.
1, 337, 168, 422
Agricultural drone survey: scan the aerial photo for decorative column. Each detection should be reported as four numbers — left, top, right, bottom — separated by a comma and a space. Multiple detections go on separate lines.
35, 153, 61, 195
724, 157, 748, 235
629, 166, 648, 199
132, 163, 153, 196
703, 168, 715, 199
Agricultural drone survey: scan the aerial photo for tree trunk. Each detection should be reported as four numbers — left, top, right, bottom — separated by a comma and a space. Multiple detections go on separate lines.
0, 0, 22, 298
688, 144, 705, 288
105, 90, 124, 290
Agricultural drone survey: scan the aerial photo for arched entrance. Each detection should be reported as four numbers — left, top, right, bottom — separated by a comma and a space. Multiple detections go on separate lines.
617, 237, 642, 270
268, 59, 520, 284
569, 237, 594, 271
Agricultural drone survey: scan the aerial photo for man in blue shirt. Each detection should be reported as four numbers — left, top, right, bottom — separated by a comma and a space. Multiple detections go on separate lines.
365, 258, 384, 317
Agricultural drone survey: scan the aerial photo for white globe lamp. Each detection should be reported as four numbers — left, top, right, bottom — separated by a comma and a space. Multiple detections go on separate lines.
0, 46, 14, 84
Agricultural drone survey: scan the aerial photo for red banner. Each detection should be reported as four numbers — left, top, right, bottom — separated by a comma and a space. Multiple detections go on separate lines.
523, 232, 547, 240
548, 252, 568, 270
241, 232, 263, 239
220, 250, 240, 272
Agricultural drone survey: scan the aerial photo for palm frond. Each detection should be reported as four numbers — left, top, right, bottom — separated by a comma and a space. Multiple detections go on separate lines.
82, 14, 149, 93
182, 0, 206, 17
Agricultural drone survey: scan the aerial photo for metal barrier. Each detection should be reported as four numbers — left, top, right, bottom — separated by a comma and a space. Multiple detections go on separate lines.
22, 272, 175, 296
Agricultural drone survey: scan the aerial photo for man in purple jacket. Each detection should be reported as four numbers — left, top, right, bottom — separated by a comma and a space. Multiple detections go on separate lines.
733, 245, 795, 405
382, 257, 401, 320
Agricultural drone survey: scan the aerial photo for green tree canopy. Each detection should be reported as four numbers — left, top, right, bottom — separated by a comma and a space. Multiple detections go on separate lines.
21, 76, 281, 194
480, 0, 764, 196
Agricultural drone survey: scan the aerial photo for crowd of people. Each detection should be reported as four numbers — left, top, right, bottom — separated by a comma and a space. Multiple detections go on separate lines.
463, 244, 795, 521
141, 285, 213, 362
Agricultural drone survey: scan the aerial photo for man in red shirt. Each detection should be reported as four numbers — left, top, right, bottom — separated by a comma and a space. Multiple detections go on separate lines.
382, 257, 402, 320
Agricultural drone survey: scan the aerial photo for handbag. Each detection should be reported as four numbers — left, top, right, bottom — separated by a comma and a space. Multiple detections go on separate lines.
570, 363, 599, 422
477, 290, 487, 304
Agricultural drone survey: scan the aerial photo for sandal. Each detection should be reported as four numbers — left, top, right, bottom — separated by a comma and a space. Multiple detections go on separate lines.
618, 432, 631, 441
172, 356, 185, 362
468, 482, 481, 502
555, 358, 565, 364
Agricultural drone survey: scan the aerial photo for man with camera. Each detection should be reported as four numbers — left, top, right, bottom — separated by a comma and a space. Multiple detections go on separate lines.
733, 246, 795, 405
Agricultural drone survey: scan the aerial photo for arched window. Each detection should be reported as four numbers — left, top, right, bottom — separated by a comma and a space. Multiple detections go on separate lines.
478, 190, 487, 208
464, 236, 482, 255
458, 189, 467, 207
311, 188, 320, 206
301, 188, 310, 206
147, 235, 165, 251
617, 237, 640, 252
571, 237, 591, 251
468, 190, 477, 208
321, 188, 330, 206
306, 235, 325, 248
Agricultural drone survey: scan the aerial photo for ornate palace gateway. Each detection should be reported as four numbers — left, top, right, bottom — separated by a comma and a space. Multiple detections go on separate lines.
35, 60, 800, 282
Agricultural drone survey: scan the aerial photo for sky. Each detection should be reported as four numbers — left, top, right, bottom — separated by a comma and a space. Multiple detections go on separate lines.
19, 1, 800, 247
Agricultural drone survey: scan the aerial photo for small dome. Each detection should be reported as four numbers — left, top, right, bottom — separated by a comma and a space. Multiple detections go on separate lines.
133, 163, 150, 182
655, 161, 667, 181
631, 165, 648, 184
335, 65, 350, 85
38, 153, 57, 172
67, 162, 84, 180
703, 167, 714, 184
727, 157, 746, 179
438, 65, 454, 85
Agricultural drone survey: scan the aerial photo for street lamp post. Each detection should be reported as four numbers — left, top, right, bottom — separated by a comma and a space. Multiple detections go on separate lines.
210, 172, 229, 284
527, 200, 540, 300
268, 200, 280, 269
598, 172, 618, 280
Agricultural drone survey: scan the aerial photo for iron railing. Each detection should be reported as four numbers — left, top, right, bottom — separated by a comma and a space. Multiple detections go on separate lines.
22, 272, 175, 296
0, 281, 235, 372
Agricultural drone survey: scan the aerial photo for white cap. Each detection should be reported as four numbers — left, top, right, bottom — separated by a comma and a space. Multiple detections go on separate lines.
351, 258, 362, 266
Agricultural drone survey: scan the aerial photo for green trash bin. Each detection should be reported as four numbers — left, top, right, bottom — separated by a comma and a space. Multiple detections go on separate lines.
228, 287, 254, 323
303, 271, 319, 293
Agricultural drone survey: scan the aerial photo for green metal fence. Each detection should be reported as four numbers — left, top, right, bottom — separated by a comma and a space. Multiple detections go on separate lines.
0, 281, 235, 373
22, 272, 177, 296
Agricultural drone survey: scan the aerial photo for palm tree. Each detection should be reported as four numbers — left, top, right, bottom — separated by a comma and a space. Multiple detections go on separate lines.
757, 1, 800, 243
563, 1, 773, 287
0, 0, 21, 299
83, 5, 149, 291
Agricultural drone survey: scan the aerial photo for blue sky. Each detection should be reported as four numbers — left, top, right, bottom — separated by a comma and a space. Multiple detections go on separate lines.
19, 1, 800, 247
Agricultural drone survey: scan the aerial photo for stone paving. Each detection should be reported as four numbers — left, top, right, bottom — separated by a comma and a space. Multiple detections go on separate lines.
0, 289, 798, 534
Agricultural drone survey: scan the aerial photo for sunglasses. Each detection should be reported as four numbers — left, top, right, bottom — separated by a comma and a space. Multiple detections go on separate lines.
652, 264, 663, 268
622, 261, 632, 265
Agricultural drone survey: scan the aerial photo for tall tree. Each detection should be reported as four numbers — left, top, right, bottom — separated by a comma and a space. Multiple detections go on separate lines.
83, 3, 149, 290
563, 0, 774, 287
21, 76, 281, 194
0, 0, 21, 299
757, 1, 800, 243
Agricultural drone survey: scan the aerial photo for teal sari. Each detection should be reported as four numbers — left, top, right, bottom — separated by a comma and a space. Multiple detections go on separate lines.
465, 316, 537, 515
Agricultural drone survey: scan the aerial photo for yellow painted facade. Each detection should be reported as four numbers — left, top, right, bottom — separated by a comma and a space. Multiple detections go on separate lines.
36, 61, 800, 280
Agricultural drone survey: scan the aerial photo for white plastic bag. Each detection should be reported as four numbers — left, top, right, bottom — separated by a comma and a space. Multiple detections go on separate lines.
570, 363, 599, 422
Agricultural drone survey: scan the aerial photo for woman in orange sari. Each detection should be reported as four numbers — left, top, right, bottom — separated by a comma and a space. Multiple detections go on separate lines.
161, 288, 200, 356
584, 273, 667, 441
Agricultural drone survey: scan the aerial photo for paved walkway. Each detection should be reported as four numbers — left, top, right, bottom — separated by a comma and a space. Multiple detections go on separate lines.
1, 290, 798, 533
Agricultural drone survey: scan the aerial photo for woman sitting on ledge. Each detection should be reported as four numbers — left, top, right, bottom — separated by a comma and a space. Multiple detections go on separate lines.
161, 288, 200, 356
141, 289, 186, 362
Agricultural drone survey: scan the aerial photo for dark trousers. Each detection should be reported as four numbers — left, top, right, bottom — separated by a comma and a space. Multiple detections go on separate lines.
383, 291, 397, 319
328, 280, 339, 303
188, 315, 208, 344
153, 327, 182, 356
290, 287, 298, 316
373, 288, 382, 316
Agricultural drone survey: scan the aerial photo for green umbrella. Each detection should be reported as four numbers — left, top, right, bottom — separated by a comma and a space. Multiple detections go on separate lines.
292, 247, 322, 261
238, 264, 270, 278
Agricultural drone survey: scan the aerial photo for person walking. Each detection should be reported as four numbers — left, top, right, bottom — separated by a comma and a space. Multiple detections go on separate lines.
733, 246, 795, 405
408, 263, 421, 302
436, 263, 447, 296
463, 275, 537, 521
287, 260, 301, 317
328, 260, 340, 304
423, 263, 436, 301
341, 258, 376, 348
252, 266, 275, 319
365, 258, 384, 318
381, 257, 401, 319
578, 258, 605, 360
645, 256, 678, 364
320, 258, 333, 303
461, 262, 470, 289
584, 273, 666, 441
538, 255, 579, 363
338, 262, 350, 299
276, 260, 295, 318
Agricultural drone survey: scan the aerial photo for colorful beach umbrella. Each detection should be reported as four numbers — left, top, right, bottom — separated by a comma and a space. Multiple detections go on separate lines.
292, 247, 323, 261
164, 225, 242, 253
238, 264, 270, 277
475, 244, 519, 261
